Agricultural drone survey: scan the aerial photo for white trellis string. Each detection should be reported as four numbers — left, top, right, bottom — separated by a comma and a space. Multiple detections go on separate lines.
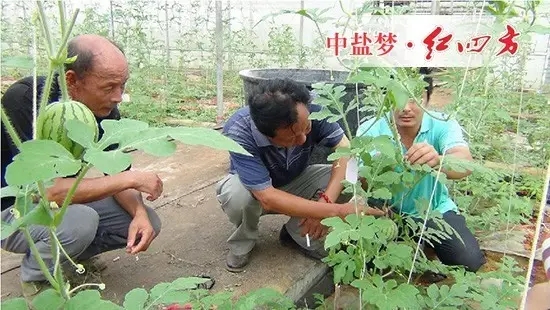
406, 0, 488, 284
406, 150, 447, 284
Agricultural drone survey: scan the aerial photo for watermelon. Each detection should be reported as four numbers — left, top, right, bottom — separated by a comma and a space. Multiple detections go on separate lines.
36, 100, 99, 158
377, 218, 399, 241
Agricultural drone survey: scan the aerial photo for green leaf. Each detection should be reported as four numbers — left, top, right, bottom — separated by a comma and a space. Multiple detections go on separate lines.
97, 119, 149, 150
309, 108, 334, 121
123, 288, 149, 310
199, 291, 233, 309
147, 277, 209, 306
426, 283, 439, 301
371, 135, 396, 158
83, 149, 132, 175
378, 243, 413, 270
347, 70, 385, 86
4, 203, 53, 238
344, 213, 361, 228
2, 55, 33, 69
1, 186, 19, 198
120, 128, 176, 157
64, 290, 122, 310
65, 119, 97, 149
402, 171, 414, 184
376, 171, 401, 185
5, 140, 82, 186
320, 216, 345, 228
147, 283, 191, 306
327, 147, 353, 161
494, 109, 512, 122
358, 216, 376, 239
327, 115, 343, 123
168, 127, 251, 156
334, 259, 356, 284
234, 288, 294, 310
31, 289, 65, 310
324, 230, 343, 249
65, 55, 78, 64
530, 24, 550, 34
372, 188, 392, 200
0, 298, 28, 310
387, 79, 410, 110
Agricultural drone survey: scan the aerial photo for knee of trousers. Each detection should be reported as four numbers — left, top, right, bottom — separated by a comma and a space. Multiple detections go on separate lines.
56, 205, 100, 251
451, 248, 486, 272
217, 176, 261, 223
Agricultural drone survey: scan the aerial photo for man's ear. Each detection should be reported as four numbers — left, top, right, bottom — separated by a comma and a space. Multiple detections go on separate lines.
65, 70, 79, 91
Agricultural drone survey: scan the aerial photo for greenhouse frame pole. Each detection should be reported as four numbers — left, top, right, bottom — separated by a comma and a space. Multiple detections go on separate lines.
215, 0, 224, 126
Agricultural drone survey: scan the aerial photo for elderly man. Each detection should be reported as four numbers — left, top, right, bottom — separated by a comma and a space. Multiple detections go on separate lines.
217, 78, 385, 273
1, 34, 162, 297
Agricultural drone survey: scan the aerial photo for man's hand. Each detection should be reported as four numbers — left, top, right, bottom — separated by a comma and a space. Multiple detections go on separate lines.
129, 171, 164, 201
404, 142, 440, 168
126, 211, 156, 254
341, 202, 388, 217
298, 218, 328, 240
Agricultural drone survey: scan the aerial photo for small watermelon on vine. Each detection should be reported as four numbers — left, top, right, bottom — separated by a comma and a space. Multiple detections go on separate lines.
36, 100, 99, 158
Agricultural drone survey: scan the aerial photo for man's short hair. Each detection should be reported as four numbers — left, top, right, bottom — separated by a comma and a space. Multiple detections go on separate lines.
64, 37, 125, 78
248, 78, 311, 138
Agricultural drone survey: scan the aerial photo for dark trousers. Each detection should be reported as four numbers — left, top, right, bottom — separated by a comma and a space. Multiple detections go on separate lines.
406, 210, 486, 272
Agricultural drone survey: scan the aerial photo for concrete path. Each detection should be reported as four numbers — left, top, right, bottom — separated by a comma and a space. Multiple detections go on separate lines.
0, 143, 328, 305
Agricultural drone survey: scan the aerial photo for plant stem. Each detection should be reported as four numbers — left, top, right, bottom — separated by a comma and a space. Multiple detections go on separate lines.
51, 229, 83, 274
22, 227, 59, 291
55, 9, 80, 102
68, 283, 105, 295
38, 65, 56, 116
329, 90, 353, 140
57, 0, 66, 37
54, 164, 91, 226
1, 106, 22, 148
36, 1, 54, 57
49, 229, 70, 300
384, 112, 404, 161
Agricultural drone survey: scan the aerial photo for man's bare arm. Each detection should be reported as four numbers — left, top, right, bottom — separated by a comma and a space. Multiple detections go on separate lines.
322, 135, 351, 202
113, 188, 148, 218
252, 186, 384, 220
113, 188, 157, 254
46, 170, 163, 206
439, 145, 473, 180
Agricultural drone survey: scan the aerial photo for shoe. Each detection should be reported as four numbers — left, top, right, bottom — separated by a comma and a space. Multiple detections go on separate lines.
226, 251, 250, 273
279, 225, 326, 260
419, 271, 447, 283
80, 257, 108, 274
194, 275, 215, 289
21, 280, 51, 299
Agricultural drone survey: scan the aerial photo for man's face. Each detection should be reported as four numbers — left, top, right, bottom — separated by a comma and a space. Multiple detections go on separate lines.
269, 103, 312, 148
67, 55, 129, 118
393, 92, 427, 129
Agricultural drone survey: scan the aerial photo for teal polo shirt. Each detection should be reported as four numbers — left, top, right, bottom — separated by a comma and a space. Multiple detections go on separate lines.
356, 111, 468, 216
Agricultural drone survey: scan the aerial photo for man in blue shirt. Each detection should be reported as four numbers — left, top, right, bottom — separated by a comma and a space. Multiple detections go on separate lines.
217, 78, 385, 272
356, 70, 486, 272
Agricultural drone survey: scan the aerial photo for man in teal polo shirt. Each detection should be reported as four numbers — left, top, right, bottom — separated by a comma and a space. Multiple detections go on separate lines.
356, 71, 486, 272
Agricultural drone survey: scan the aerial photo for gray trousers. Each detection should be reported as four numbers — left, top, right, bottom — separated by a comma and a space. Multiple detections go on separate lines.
1, 196, 161, 282
216, 164, 343, 257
